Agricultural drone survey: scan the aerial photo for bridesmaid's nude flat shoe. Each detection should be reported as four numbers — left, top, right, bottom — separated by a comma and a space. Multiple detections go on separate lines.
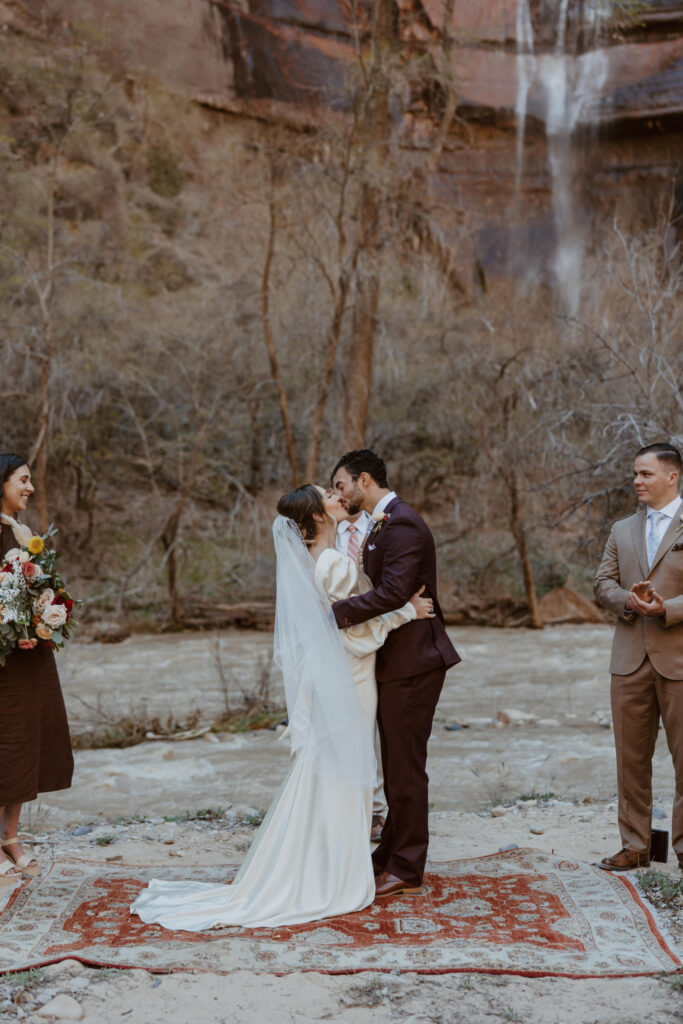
2, 837, 41, 878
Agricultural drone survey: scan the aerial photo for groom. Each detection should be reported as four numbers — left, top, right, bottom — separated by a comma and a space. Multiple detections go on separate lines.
331, 449, 460, 897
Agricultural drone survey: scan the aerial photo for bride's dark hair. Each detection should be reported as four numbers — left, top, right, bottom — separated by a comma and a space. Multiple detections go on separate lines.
277, 484, 327, 545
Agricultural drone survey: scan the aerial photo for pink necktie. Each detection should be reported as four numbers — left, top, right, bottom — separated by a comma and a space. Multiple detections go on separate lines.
347, 523, 360, 563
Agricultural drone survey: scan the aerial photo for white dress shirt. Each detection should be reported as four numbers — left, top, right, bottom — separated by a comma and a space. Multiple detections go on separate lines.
336, 510, 372, 556
646, 494, 682, 563
370, 491, 397, 521
647, 495, 679, 569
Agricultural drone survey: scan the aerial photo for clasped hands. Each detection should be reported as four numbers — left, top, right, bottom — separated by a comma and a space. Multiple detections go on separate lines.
625, 580, 665, 617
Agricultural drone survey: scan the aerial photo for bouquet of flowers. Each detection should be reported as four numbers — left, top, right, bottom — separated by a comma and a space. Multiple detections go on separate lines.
0, 514, 76, 667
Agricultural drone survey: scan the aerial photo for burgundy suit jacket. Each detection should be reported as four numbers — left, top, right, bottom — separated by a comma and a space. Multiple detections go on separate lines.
332, 496, 461, 682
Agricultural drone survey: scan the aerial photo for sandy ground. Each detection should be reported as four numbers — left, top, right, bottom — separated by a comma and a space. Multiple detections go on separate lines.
1, 625, 683, 1022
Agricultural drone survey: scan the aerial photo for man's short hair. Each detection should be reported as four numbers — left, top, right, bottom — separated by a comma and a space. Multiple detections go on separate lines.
332, 449, 388, 488
635, 442, 682, 474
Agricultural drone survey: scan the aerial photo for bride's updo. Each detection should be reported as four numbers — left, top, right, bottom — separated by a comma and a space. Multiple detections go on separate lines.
277, 484, 328, 545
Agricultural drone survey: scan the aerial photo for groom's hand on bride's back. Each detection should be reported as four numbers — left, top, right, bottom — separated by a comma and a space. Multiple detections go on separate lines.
410, 585, 435, 619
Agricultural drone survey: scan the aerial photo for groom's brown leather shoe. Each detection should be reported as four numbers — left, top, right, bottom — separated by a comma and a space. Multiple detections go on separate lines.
374, 871, 422, 898
599, 848, 650, 872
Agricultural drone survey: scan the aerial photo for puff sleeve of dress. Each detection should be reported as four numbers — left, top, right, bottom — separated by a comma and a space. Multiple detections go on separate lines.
315, 548, 416, 658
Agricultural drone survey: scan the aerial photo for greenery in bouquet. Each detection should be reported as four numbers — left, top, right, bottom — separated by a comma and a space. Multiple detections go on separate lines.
0, 515, 76, 667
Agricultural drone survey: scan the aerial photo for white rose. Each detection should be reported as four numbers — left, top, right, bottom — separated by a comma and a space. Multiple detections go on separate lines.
42, 604, 68, 629
4, 548, 21, 562
19, 550, 30, 563
33, 588, 55, 614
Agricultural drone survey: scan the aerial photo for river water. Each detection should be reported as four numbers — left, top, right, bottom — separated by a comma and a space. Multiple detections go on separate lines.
35, 625, 676, 825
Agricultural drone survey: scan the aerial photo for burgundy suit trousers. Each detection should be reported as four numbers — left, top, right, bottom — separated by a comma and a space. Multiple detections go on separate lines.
372, 666, 445, 885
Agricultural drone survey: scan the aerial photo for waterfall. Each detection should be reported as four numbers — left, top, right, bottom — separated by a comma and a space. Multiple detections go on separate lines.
514, 0, 536, 192
514, 0, 611, 314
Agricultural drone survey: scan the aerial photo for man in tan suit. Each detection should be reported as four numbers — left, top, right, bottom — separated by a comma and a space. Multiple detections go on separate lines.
594, 442, 683, 871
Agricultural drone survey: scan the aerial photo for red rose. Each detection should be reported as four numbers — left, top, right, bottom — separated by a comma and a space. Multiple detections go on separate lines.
54, 595, 74, 617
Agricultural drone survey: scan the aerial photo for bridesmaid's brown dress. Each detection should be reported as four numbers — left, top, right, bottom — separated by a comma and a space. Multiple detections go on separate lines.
0, 524, 73, 806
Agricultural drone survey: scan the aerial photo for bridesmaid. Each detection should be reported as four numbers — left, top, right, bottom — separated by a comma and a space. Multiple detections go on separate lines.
0, 453, 73, 884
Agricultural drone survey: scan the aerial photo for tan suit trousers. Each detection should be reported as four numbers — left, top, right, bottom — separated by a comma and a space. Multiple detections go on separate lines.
611, 656, 683, 855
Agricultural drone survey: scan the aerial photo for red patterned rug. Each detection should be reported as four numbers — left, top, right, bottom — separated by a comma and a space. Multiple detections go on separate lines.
0, 849, 679, 977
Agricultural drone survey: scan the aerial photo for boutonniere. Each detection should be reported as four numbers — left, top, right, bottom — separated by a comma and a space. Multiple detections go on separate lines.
370, 512, 390, 536
676, 512, 683, 534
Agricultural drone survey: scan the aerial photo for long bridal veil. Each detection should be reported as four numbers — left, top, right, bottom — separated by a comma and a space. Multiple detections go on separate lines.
130, 516, 375, 931
272, 514, 375, 790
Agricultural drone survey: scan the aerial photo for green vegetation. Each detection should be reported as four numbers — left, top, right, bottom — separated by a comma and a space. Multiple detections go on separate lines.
4, 968, 45, 989
243, 811, 267, 827
636, 870, 683, 910
162, 808, 226, 823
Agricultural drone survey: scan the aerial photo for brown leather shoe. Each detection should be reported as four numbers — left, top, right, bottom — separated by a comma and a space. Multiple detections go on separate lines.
370, 815, 385, 843
599, 848, 650, 872
372, 861, 385, 878
374, 871, 422, 899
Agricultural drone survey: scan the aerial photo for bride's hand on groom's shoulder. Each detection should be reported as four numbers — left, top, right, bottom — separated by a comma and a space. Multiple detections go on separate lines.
410, 585, 435, 619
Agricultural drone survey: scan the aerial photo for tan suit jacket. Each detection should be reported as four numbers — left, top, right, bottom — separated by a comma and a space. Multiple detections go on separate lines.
594, 500, 683, 678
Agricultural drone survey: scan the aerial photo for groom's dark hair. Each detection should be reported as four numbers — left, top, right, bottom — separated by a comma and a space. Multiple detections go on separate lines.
332, 449, 388, 488
635, 442, 682, 474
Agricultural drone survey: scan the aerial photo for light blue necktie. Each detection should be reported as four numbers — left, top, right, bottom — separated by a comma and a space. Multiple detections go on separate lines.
646, 511, 664, 568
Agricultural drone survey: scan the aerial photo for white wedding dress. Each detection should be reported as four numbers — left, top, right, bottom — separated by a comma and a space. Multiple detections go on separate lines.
130, 524, 415, 932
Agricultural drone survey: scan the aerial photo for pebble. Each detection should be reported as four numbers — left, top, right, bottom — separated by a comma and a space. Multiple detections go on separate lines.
497, 709, 538, 726
169, 848, 184, 857
443, 723, 461, 731
42, 961, 85, 979
530, 827, 545, 835
127, 969, 152, 982
204, 732, 221, 744
491, 806, 507, 818
37, 994, 84, 1021
652, 807, 668, 820
69, 827, 91, 837
498, 844, 519, 852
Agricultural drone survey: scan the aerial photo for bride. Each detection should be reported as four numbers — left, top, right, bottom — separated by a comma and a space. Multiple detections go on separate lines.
130, 484, 433, 931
